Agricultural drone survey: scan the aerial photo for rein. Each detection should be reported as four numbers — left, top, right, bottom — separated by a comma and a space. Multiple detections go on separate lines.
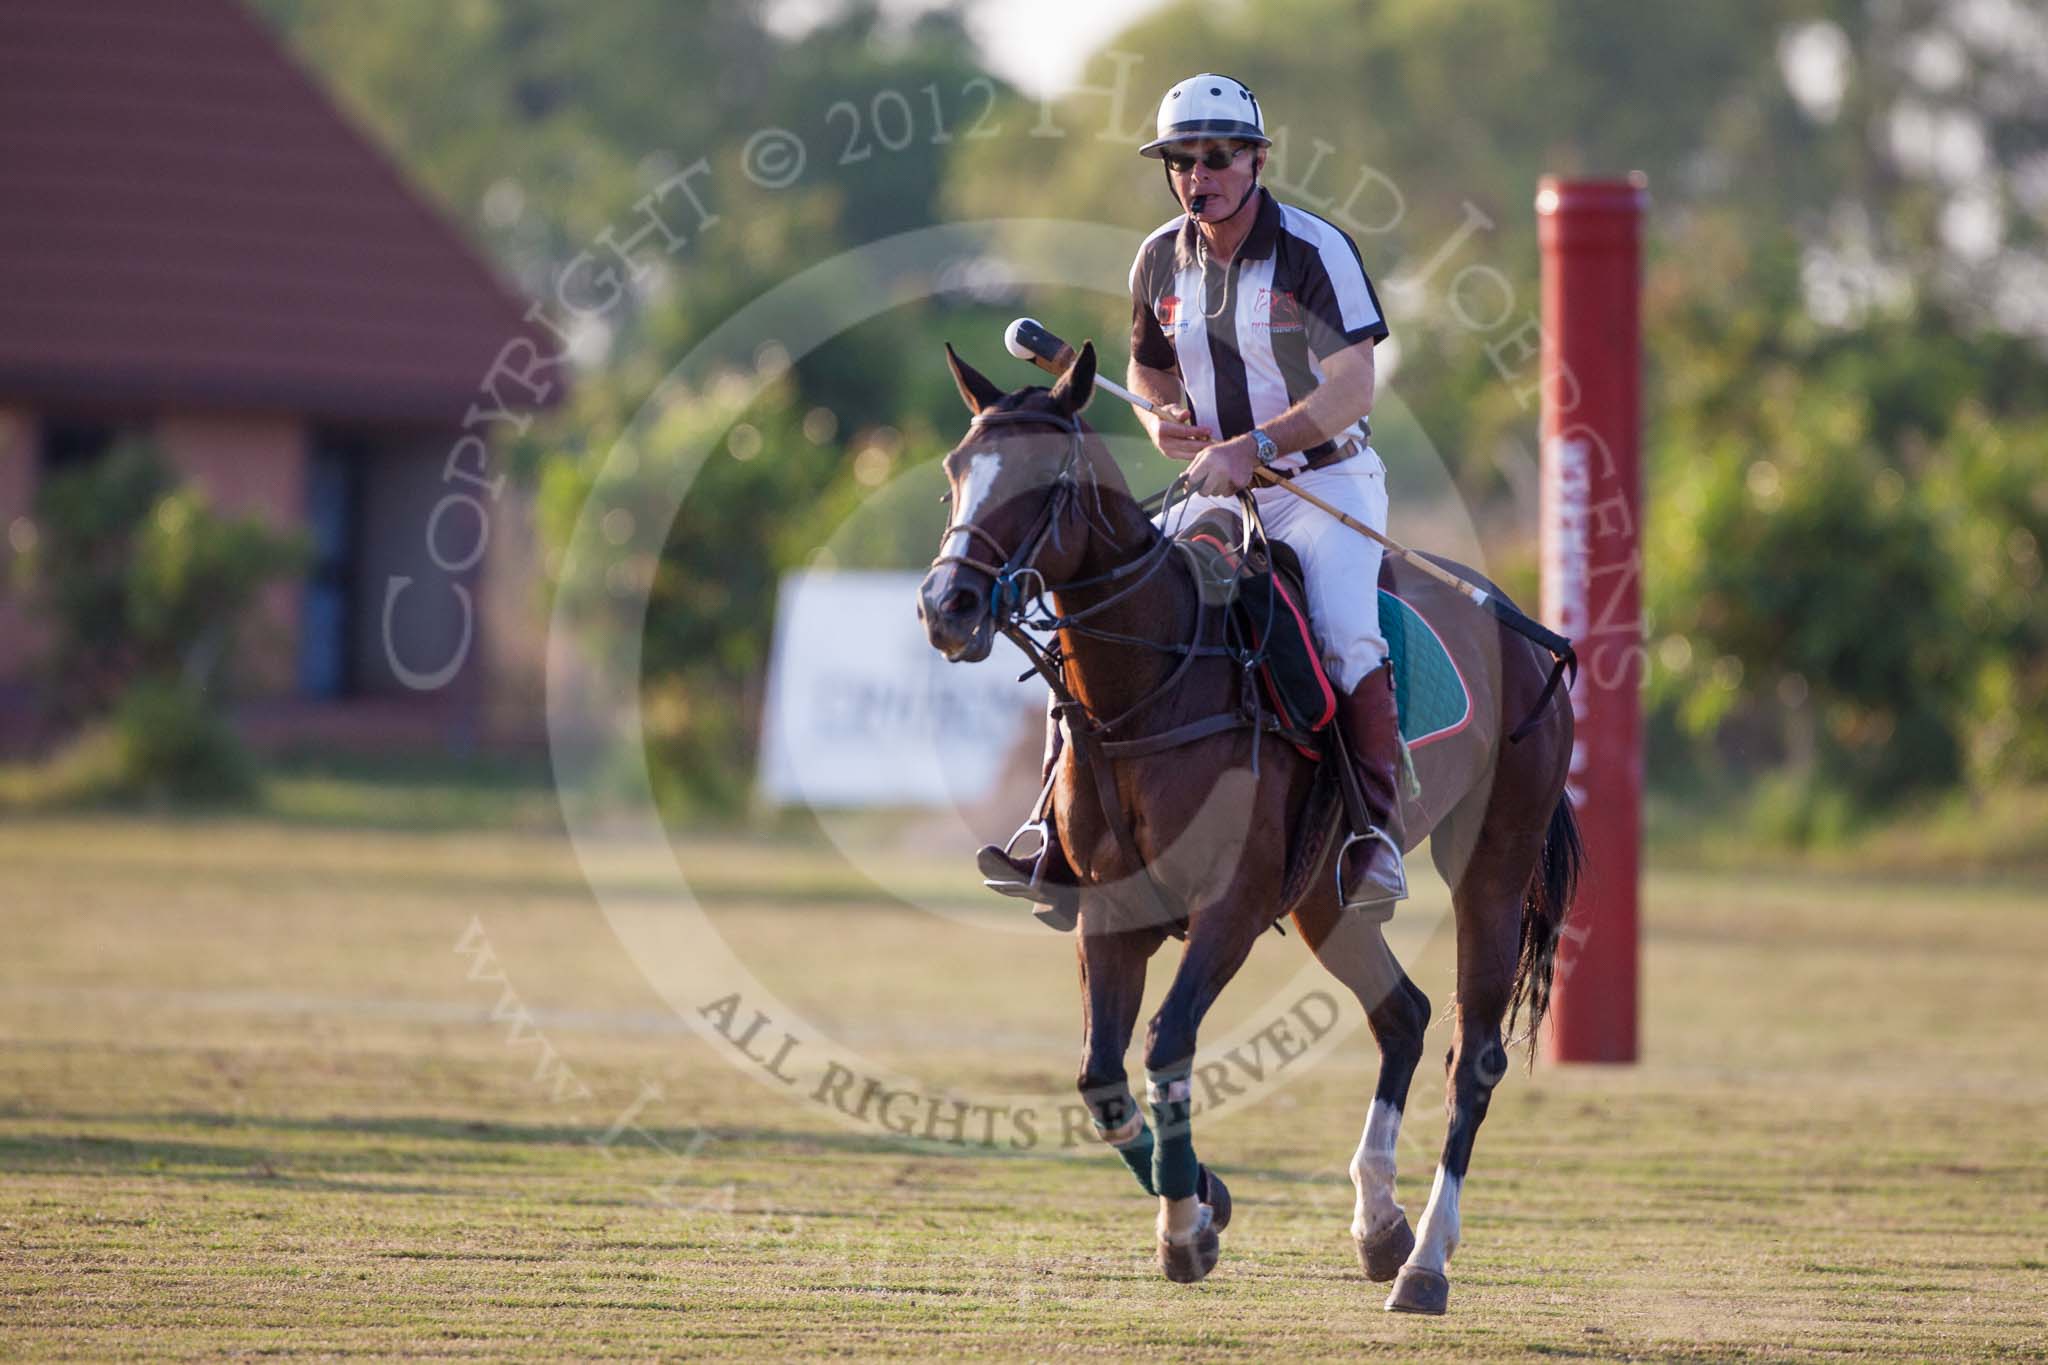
932, 410, 1176, 649
929, 407, 1311, 927
930, 408, 1272, 739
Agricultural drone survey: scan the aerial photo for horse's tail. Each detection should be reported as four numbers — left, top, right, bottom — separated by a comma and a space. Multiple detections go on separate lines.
1507, 793, 1584, 1067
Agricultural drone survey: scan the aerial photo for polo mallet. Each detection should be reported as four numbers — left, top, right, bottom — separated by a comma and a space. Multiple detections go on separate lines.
1000, 317, 1577, 730
1005, 318, 1167, 417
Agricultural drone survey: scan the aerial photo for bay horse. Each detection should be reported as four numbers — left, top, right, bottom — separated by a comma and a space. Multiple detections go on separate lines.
916, 339, 1581, 1315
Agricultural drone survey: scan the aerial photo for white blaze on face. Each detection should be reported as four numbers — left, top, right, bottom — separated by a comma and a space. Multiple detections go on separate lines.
1350, 1097, 1404, 1240
940, 449, 1004, 563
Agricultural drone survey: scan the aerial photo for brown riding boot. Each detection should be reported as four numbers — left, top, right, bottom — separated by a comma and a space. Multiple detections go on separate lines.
1336, 660, 1408, 912
976, 713, 1080, 931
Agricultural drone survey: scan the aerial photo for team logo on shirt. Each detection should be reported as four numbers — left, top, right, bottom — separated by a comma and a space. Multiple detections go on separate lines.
1257, 288, 1304, 334
1157, 294, 1182, 327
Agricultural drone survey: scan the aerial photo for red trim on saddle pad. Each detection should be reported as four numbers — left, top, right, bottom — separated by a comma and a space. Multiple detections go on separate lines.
1186, 531, 1336, 759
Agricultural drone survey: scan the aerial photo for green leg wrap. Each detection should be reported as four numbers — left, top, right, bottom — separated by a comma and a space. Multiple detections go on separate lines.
1089, 1088, 1157, 1196
1110, 1124, 1157, 1196
1147, 1071, 1198, 1201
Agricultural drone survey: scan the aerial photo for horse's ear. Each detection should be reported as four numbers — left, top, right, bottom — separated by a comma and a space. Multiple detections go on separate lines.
1048, 340, 1096, 416
945, 342, 1004, 415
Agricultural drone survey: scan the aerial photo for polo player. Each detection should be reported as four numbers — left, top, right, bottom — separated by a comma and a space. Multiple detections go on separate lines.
981, 72, 1407, 917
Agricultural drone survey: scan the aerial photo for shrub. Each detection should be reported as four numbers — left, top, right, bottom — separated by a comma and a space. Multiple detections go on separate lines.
12, 440, 305, 801
111, 679, 257, 803
1644, 307, 2048, 814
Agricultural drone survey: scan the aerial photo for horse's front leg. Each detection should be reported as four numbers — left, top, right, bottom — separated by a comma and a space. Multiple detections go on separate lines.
1075, 915, 1168, 1195
1141, 898, 1271, 1283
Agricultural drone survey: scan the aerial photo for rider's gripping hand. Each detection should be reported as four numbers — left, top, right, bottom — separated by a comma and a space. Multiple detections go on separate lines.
1186, 433, 1259, 497
1146, 404, 1213, 462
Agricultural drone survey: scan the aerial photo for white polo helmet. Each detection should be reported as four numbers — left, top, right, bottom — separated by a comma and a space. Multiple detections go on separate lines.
1138, 73, 1269, 158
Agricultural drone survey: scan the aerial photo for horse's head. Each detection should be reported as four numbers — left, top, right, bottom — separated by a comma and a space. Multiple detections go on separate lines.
918, 340, 1098, 663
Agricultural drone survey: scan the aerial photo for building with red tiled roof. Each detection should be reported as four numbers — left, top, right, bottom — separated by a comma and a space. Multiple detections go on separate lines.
0, 0, 562, 750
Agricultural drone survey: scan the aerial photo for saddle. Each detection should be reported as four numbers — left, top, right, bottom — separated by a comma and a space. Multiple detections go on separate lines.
993, 509, 1481, 937
1165, 508, 1477, 926
1174, 510, 1336, 758
1179, 509, 1476, 754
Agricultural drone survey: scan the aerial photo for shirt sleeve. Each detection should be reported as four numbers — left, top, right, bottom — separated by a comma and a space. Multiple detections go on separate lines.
1295, 221, 1390, 359
1129, 248, 1177, 371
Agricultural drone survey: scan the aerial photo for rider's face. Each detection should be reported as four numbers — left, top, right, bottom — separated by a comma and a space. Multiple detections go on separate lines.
1168, 138, 1260, 220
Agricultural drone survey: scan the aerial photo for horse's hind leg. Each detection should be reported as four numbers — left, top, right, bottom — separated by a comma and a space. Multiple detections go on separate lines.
1293, 894, 1431, 1282
1384, 823, 1540, 1315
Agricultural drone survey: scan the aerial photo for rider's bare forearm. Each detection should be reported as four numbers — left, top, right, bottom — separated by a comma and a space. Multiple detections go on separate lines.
1128, 360, 1185, 434
1258, 342, 1376, 456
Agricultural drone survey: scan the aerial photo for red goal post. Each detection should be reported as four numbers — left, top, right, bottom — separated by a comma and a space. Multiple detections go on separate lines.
1538, 174, 1648, 1064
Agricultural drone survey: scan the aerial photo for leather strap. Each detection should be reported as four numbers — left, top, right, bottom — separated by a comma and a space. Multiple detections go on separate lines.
1098, 711, 1248, 760
1099, 708, 1306, 761
1266, 436, 1362, 480
1060, 703, 1182, 929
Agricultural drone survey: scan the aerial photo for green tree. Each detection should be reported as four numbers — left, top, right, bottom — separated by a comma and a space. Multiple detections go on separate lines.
254, 0, 2048, 823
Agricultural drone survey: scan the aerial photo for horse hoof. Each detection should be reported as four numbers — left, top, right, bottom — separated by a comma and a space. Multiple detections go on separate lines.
1383, 1264, 1449, 1315
1196, 1165, 1232, 1234
1354, 1217, 1414, 1283
1157, 1225, 1220, 1283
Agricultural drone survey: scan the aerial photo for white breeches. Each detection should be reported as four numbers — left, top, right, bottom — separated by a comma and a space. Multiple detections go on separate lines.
1155, 448, 1391, 693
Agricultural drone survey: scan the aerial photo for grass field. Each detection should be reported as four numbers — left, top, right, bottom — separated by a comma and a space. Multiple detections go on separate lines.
2, 812, 2044, 1360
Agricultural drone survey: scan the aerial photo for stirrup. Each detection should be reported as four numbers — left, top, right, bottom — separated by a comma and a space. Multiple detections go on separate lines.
980, 818, 1051, 896
1335, 826, 1408, 913
977, 820, 1078, 932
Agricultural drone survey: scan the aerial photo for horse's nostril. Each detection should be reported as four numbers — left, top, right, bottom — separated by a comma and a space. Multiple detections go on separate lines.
941, 587, 981, 619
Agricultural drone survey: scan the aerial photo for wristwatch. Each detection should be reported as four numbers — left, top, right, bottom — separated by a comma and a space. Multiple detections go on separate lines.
1251, 427, 1279, 466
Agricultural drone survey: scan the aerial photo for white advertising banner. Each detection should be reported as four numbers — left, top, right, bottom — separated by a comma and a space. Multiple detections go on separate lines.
758, 570, 1048, 808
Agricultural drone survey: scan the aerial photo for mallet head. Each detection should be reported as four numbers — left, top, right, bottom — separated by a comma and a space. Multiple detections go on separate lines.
1004, 317, 1075, 374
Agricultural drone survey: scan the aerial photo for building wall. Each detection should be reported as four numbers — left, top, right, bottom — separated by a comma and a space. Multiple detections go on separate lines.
0, 408, 41, 693
156, 413, 308, 697
349, 429, 547, 746
0, 408, 545, 753
354, 433, 486, 722
481, 480, 548, 746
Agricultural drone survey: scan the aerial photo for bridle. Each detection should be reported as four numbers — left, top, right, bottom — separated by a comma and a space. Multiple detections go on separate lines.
928, 408, 1083, 628
928, 405, 1280, 747
928, 407, 1179, 645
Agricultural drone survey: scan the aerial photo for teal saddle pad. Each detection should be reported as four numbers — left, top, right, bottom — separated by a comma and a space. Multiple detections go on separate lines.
1380, 589, 1471, 748
1173, 510, 1471, 750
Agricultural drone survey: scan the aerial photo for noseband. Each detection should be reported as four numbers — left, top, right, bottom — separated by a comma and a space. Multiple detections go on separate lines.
927, 408, 1092, 628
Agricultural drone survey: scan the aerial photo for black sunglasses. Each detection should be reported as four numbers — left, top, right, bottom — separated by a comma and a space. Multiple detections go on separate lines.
1163, 145, 1250, 175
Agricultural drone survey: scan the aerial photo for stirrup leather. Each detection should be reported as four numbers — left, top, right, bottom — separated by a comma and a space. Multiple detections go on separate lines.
1335, 825, 1408, 911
